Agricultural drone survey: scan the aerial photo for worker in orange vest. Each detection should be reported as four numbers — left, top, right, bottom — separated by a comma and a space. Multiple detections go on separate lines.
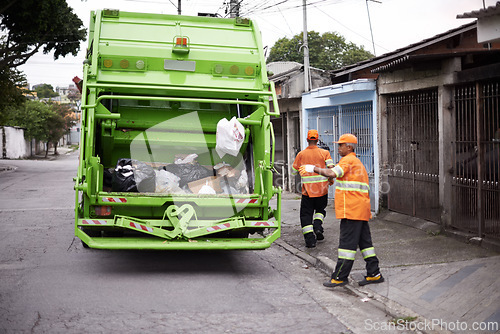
292, 129, 334, 248
299, 133, 384, 287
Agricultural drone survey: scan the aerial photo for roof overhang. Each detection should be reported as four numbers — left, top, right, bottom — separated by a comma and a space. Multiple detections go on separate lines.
304, 79, 376, 98
331, 22, 476, 78
371, 50, 500, 73
457, 2, 500, 19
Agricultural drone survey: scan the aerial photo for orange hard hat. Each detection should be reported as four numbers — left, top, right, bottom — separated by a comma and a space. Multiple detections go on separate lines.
335, 133, 358, 144
307, 129, 319, 140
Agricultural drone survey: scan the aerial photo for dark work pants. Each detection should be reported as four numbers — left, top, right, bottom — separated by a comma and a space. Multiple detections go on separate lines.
300, 194, 328, 242
332, 219, 380, 281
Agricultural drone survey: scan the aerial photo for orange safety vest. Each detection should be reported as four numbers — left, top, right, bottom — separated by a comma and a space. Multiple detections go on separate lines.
292, 145, 334, 197
332, 152, 371, 221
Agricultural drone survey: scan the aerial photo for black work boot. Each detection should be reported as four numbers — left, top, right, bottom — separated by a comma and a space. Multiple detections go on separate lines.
323, 278, 348, 287
313, 222, 324, 241
305, 234, 316, 248
358, 274, 385, 286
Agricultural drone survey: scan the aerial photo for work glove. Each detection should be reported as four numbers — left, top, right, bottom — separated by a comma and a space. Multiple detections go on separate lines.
299, 164, 315, 176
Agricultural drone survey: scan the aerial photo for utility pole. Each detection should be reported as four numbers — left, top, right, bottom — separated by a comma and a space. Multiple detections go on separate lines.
302, 0, 310, 92
229, 0, 240, 18
178, 0, 181, 15
365, 0, 381, 56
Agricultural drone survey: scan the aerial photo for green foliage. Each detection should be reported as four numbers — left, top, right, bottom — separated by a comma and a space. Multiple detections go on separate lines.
35, 84, 59, 99
0, 0, 86, 122
0, 0, 86, 69
266, 31, 373, 70
9, 100, 55, 142
49, 103, 77, 143
7, 100, 76, 149
0, 67, 26, 124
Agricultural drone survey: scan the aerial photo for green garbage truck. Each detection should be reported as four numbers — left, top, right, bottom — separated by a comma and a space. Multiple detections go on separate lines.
74, 9, 281, 249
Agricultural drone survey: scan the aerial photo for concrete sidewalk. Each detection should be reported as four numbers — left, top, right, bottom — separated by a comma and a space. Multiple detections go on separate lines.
276, 192, 500, 333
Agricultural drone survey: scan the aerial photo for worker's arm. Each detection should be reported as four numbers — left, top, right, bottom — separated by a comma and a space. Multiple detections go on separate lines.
299, 165, 338, 178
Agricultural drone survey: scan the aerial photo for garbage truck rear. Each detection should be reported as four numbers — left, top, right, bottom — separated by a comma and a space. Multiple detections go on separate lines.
74, 9, 281, 249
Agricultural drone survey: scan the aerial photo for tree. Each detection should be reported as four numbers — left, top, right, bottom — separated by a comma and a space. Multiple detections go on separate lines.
0, 67, 26, 124
49, 103, 77, 155
35, 84, 59, 99
0, 0, 86, 122
7, 100, 76, 157
0, 0, 86, 69
266, 31, 373, 71
9, 100, 54, 146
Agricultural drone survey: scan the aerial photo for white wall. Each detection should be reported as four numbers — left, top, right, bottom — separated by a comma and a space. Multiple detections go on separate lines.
0, 126, 29, 159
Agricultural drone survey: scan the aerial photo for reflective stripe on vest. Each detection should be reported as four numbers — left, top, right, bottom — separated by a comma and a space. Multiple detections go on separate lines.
325, 159, 334, 168
338, 248, 356, 260
302, 175, 329, 184
313, 212, 324, 222
302, 225, 314, 235
291, 166, 298, 175
336, 180, 370, 193
333, 165, 344, 178
361, 247, 376, 259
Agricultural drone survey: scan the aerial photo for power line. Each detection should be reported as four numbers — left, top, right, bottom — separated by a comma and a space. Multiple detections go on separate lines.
242, 0, 348, 16
312, 3, 389, 52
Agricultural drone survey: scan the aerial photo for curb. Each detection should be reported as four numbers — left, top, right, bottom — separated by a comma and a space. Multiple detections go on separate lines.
275, 239, 452, 334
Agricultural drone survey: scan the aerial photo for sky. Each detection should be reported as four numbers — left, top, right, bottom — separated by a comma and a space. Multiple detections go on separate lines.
17, 0, 494, 89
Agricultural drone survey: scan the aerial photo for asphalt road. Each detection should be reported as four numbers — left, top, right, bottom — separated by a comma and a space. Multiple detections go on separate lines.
0, 152, 405, 333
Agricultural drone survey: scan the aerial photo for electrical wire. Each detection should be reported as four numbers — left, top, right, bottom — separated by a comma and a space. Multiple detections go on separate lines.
311, 3, 390, 52
242, 0, 349, 16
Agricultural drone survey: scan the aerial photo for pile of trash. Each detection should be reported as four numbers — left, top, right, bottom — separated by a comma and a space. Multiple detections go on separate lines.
103, 154, 249, 195
103, 117, 251, 195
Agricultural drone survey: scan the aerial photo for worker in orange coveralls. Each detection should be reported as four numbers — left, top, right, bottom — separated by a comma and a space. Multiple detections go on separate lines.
299, 133, 384, 287
292, 129, 334, 248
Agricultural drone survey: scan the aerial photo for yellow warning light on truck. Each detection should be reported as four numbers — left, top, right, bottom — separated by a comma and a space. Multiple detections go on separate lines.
100, 57, 147, 71
212, 63, 258, 78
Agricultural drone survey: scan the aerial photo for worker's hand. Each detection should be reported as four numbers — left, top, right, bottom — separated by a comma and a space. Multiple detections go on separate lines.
299, 164, 315, 175
328, 177, 335, 185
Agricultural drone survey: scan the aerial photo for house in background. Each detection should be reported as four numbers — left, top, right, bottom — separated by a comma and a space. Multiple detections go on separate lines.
267, 61, 330, 192
298, 16, 500, 243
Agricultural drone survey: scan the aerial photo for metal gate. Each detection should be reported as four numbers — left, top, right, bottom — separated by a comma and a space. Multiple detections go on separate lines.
386, 89, 440, 222
308, 107, 337, 198
337, 102, 376, 209
308, 102, 375, 210
453, 82, 500, 239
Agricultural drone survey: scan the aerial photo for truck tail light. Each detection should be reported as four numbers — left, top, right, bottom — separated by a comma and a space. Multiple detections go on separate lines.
94, 206, 112, 216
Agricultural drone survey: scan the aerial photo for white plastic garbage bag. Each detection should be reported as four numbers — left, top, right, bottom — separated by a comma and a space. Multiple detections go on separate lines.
174, 153, 198, 164
198, 184, 216, 195
155, 170, 182, 193
215, 117, 245, 158
236, 169, 249, 193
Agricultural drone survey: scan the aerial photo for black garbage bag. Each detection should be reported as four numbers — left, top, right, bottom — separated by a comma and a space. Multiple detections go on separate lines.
112, 158, 156, 192
163, 163, 213, 188
103, 168, 114, 189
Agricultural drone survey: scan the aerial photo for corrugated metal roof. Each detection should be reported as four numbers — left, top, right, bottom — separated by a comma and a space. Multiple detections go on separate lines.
371, 50, 500, 73
330, 22, 476, 77
267, 62, 302, 77
457, 1, 500, 19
